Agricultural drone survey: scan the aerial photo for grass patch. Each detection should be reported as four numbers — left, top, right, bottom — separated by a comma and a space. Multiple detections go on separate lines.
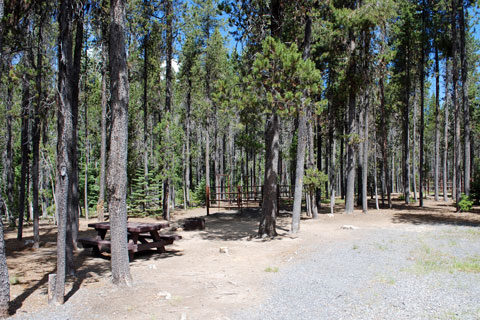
264, 266, 279, 273
374, 274, 396, 285
451, 256, 480, 273
9, 275, 19, 285
352, 244, 359, 250
464, 229, 480, 238
410, 244, 480, 274
373, 241, 389, 251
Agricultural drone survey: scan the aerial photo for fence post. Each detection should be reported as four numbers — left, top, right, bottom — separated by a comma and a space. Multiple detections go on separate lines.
206, 186, 210, 216
237, 186, 242, 213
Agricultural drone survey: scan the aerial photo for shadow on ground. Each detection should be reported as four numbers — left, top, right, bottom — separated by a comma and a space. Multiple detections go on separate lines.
392, 212, 480, 227
196, 207, 296, 241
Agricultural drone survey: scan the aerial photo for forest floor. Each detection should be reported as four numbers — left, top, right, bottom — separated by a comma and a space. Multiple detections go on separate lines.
4, 195, 480, 319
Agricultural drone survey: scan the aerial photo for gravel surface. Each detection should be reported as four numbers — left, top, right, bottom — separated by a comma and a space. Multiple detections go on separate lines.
234, 225, 480, 320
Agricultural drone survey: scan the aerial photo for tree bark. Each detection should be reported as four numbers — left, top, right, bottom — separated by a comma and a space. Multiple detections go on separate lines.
345, 35, 357, 214
362, 92, 369, 213
83, 26, 89, 221
5, 59, 14, 224
380, 72, 391, 208
403, 39, 411, 205
451, 0, 461, 208
163, 0, 173, 221
0, 1, 11, 314
0, 212, 8, 317
66, 5, 84, 276
52, 0, 74, 305
143, 36, 149, 208
17, 72, 30, 241
259, 114, 279, 237
291, 109, 307, 232
460, 4, 470, 196
412, 87, 418, 202
185, 78, 192, 204
419, 2, 426, 207
307, 110, 318, 218
434, 46, 440, 201
291, 13, 312, 232
443, 59, 450, 201
108, 0, 133, 286
97, 0, 108, 222
32, 19, 44, 249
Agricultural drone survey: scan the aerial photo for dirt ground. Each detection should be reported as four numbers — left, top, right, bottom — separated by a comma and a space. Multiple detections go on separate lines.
4, 196, 480, 319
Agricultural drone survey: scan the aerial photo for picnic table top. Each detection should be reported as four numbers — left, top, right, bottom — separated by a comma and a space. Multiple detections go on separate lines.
88, 221, 170, 233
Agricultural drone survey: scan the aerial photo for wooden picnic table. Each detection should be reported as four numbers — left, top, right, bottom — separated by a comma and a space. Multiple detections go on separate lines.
78, 221, 181, 260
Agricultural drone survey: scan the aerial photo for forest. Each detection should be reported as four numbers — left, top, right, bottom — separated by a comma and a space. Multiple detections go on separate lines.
0, 0, 479, 315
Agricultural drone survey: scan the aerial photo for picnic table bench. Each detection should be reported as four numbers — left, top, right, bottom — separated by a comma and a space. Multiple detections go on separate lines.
78, 222, 181, 260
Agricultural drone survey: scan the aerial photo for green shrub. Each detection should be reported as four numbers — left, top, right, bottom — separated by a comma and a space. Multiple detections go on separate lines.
398, 194, 414, 202
470, 175, 480, 205
458, 194, 473, 212
191, 178, 207, 205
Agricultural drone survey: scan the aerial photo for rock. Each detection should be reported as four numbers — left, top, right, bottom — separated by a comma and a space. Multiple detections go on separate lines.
24, 240, 34, 245
219, 247, 229, 254
327, 214, 334, 218
341, 225, 359, 230
180, 313, 187, 320
148, 264, 157, 269
157, 291, 171, 300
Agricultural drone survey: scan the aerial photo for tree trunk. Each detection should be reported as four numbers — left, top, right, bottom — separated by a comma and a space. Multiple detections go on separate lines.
451, 0, 461, 208
5, 59, 14, 225
0, 1, 11, 313
259, 114, 279, 237
373, 118, 380, 211
380, 74, 391, 208
362, 91, 369, 213
460, 4, 470, 196
443, 59, 450, 201
51, 0, 74, 305
66, 6, 84, 276
329, 133, 336, 215
0, 212, 8, 317
143, 35, 149, 208
17, 72, 30, 241
412, 87, 418, 202
307, 110, 318, 218
108, 0, 133, 286
185, 77, 192, 204
403, 41, 411, 205
291, 13, 312, 232
97, 1, 108, 222
345, 37, 356, 214
434, 46, 440, 201
32, 20, 44, 249
291, 110, 307, 232
162, 0, 173, 221
83, 29, 89, 221
419, 3, 426, 207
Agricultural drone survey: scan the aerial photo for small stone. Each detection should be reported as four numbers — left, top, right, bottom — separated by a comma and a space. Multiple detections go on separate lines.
327, 214, 334, 218
157, 291, 171, 300
148, 264, 157, 269
341, 225, 359, 230
219, 247, 229, 254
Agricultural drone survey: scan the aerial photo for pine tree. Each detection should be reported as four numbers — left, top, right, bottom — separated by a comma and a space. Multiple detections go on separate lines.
108, 0, 133, 286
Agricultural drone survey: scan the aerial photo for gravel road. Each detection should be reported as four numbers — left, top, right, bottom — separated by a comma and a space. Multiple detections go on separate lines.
234, 224, 480, 320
